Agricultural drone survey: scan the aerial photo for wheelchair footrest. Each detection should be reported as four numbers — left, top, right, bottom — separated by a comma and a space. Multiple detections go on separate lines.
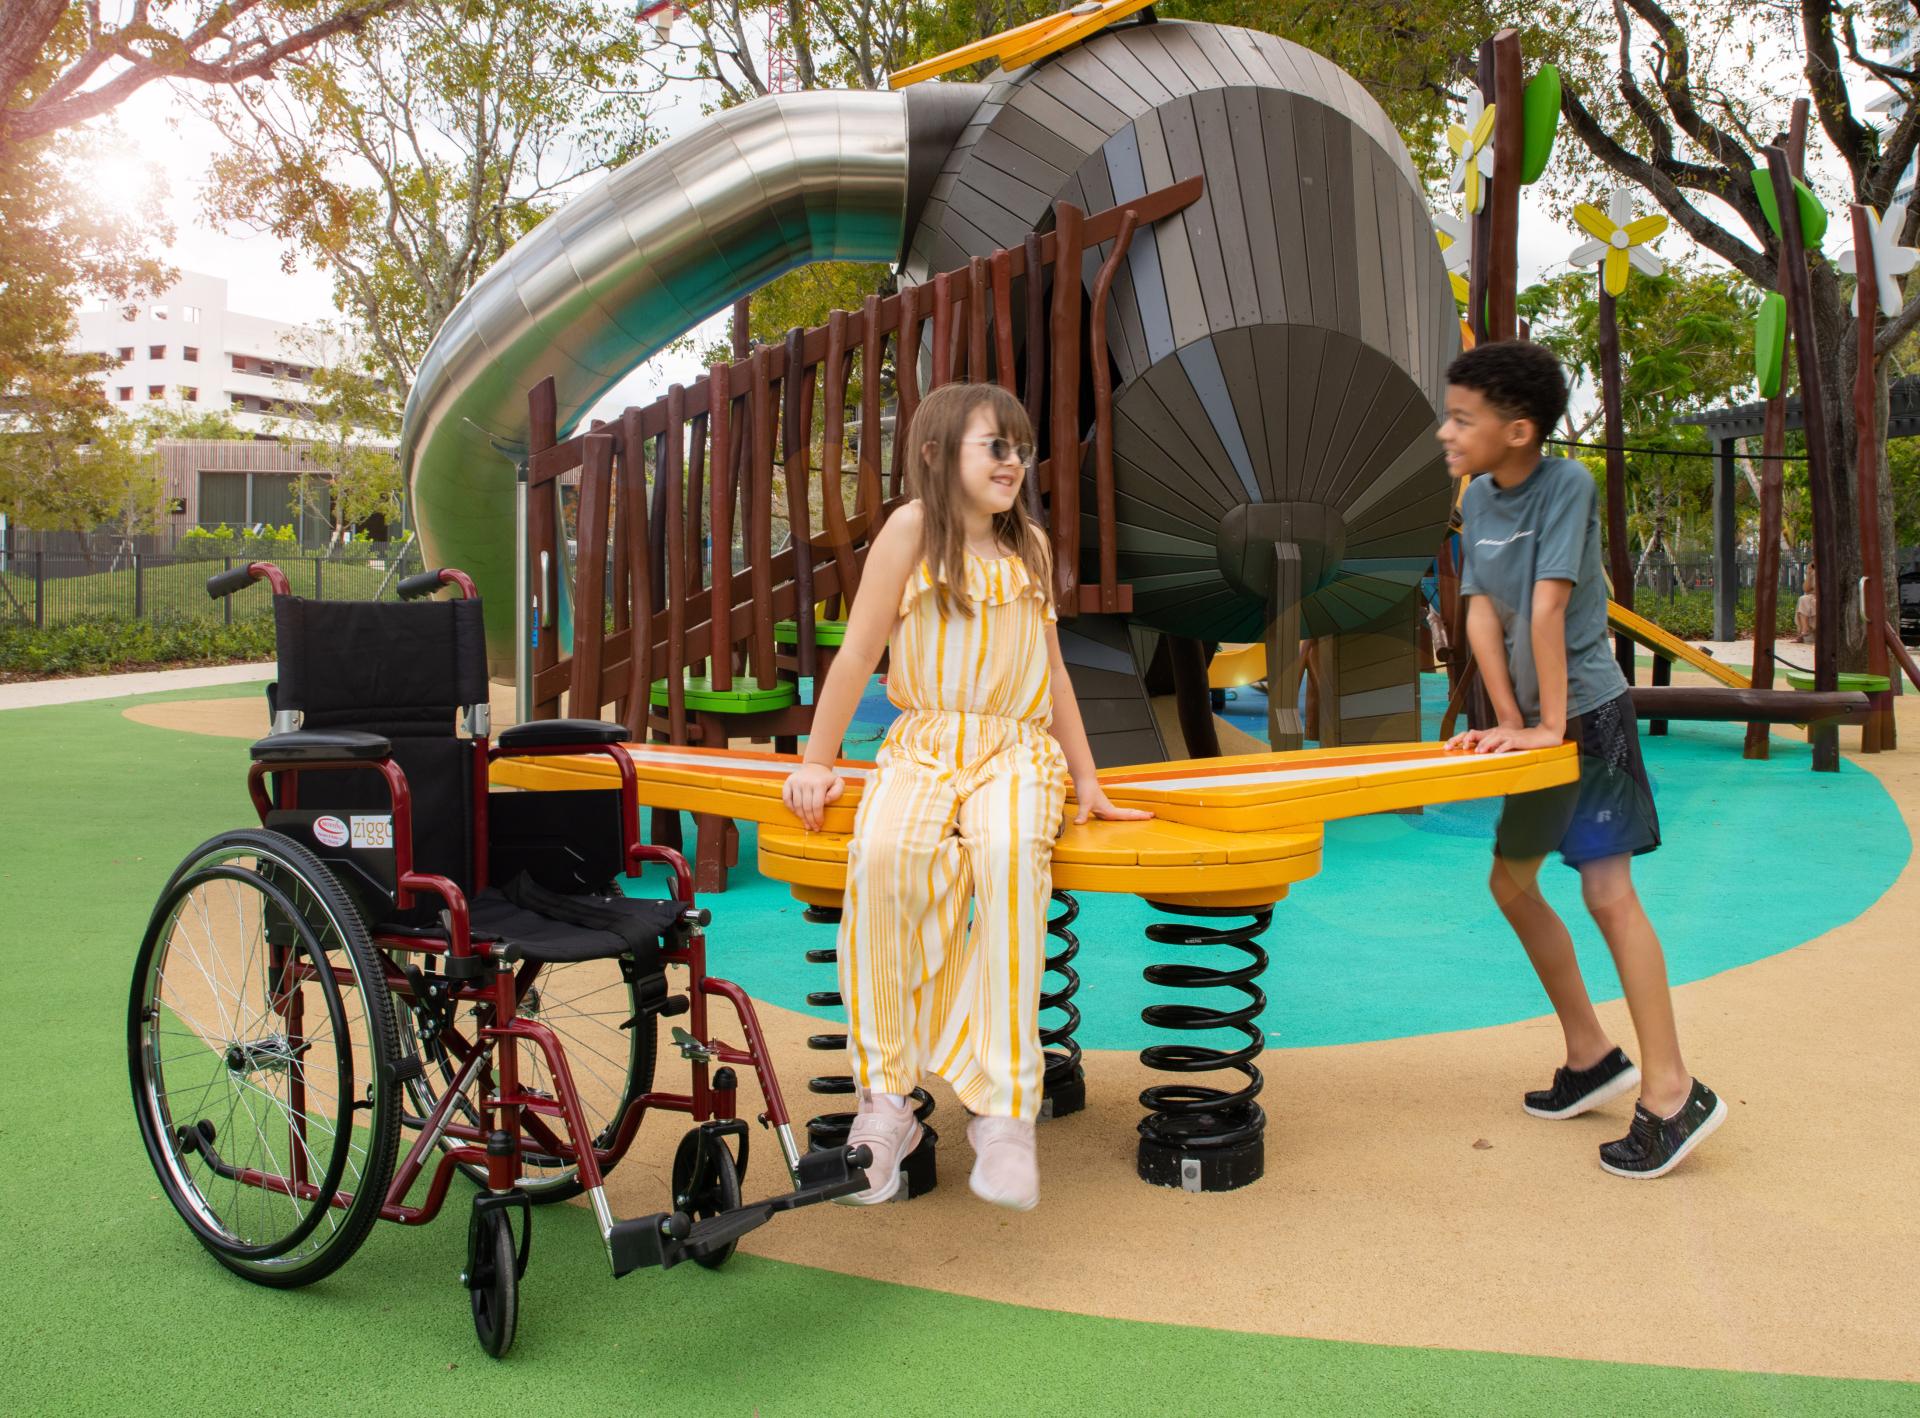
608, 1145, 872, 1278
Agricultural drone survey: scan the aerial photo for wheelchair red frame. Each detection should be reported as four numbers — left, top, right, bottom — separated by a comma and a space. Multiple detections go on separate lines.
133, 561, 866, 1356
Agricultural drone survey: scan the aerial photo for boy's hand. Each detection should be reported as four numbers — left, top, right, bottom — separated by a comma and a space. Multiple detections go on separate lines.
782, 762, 844, 830
1453, 724, 1563, 754
1073, 781, 1153, 825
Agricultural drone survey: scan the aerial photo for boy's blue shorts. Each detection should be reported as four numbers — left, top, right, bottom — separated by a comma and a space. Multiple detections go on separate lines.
1494, 691, 1660, 867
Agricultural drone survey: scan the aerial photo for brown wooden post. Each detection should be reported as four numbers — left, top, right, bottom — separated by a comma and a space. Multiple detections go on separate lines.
1745, 102, 1808, 759
1597, 288, 1633, 682
1086, 210, 1138, 614
749, 347, 778, 688
1486, 29, 1524, 342
858, 294, 883, 529
617, 408, 652, 734
701, 364, 730, 714
1767, 144, 1841, 771
990, 248, 1016, 392
783, 325, 818, 684
1022, 230, 1049, 518
1048, 201, 1086, 614
821, 310, 860, 607
1851, 203, 1894, 752
731, 297, 751, 360
1467, 39, 1494, 345
931, 272, 954, 387
569, 433, 613, 719
609, 426, 633, 724
893, 282, 922, 499
968, 255, 989, 380
528, 376, 560, 718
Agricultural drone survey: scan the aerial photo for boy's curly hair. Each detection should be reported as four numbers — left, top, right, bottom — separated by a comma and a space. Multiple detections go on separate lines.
1446, 341, 1569, 444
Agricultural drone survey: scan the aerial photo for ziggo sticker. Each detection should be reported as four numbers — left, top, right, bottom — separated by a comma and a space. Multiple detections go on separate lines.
350, 815, 394, 849
313, 815, 350, 848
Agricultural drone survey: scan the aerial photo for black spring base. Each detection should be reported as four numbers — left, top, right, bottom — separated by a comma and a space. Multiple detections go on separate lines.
1135, 901, 1273, 1193
1039, 889, 1086, 1119
801, 903, 937, 1198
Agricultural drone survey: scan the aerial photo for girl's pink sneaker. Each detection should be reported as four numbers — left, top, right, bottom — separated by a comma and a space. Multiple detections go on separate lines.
967, 1115, 1039, 1210
835, 1092, 922, 1205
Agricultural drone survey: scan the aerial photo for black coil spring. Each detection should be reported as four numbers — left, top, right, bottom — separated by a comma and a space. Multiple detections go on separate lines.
799, 904, 935, 1157
1136, 903, 1272, 1164
1038, 889, 1085, 1117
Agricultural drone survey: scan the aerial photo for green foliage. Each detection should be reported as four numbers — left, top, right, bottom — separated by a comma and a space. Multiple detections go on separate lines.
0, 612, 277, 679
198, 1, 660, 395
1634, 588, 1797, 642
175, 524, 303, 563
700, 261, 895, 366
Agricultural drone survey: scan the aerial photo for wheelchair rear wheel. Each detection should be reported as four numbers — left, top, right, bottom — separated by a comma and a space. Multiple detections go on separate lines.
396, 955, 658, 1202
129, 830, 402, 1287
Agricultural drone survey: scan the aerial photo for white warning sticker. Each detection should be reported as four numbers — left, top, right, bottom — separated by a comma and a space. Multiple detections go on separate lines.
313, 815, 349, 848
350, 815, 393, 850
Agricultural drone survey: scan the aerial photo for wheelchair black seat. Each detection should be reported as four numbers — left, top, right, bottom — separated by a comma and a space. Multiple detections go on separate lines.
393, 872, 683, 968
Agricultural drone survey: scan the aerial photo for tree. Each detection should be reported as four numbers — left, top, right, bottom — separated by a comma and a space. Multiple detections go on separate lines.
198, 0, 661, 397
1521, 0, 1920, 665
271, 327, 402, 555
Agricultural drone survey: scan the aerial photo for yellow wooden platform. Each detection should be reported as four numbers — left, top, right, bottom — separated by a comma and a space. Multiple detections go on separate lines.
492, 740, 1577, 909
1606, 600, 1750, 689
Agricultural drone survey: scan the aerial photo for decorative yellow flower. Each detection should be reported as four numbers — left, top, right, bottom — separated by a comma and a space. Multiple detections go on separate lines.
1569, 188, 1667, 297
1432, 207, 1471, 304
1447, 93, 1497, 215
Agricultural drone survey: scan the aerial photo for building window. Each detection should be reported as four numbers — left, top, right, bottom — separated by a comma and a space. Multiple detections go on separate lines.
199, 471, 299, 529
181, 386, 199, 402
147, 384, 165, 399
231, 393, 248, 409
149, 344, 166, 360
231, 354, 248, 371
117, 346, 134, 363
117, 386, 133, 402
183, 346, 199, 363
181, 306, 202, 323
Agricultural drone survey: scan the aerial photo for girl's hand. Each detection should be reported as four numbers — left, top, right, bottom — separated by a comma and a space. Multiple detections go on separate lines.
782, 762, 844, 831
1465, 724, 1563, 754
1073, 781, 1153, 825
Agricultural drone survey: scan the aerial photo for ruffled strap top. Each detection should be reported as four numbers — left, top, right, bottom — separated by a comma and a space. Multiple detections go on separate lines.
888, 550, 1058, 722
897, 550, 1058, 621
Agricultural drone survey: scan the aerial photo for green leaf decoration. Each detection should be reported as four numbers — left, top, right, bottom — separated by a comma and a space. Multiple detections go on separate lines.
1520, 65, 1561, 184
1754, 291, 1787, 399
1750, 169, 1829, 248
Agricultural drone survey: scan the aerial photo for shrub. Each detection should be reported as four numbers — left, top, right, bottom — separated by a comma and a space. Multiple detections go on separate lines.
0, 612, 276, 678
1633, 587, 1796, 640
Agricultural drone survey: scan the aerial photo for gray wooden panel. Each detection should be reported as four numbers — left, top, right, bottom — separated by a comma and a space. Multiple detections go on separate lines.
947, 178, 1038, 249
1261, 92, 1312, 333
1321, 117, 1360, 339
1193, 88, 1262, 329
1213, 325, 1271, 501
1126, 364, 1246, 511
1298, 334, 1362, 501
1349, 129, 1389, 355
1186, 20, 1256, 89
1157, 95, 1234, 334
1326, 385, 1434, 511
1279, 324, 1328, 500
1131, 109, 1210, 353
1289, 96, 1338, 330
1113, 399, 1239, 521
1071, 32, 1175, 109
1225, 85, 1284, 328
1071, 151, 1149, 381
980, 101, 1099, 180
1007, 83, 1112, 155
952, 154, 1054, 227
1142, 352, 1248, 504
1221, 24, 1282, 89
970, 127, 1072, 200
1101, 126, 1176, 367
1031, 62, 1141, 133
1106, 475, 1227, 548
1149, 22, 1224, 94
1250, 322, 1291, 500
1175, 339, 1259, 501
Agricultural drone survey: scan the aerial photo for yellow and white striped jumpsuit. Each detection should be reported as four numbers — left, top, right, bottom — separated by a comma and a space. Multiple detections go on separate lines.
838, 549, 1069, 1122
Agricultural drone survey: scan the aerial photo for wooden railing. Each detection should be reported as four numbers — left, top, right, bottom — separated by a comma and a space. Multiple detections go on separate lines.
526, 176, 1203, 730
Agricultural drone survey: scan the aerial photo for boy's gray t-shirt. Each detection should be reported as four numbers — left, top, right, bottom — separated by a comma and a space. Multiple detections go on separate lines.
1459, 456, 1627, 724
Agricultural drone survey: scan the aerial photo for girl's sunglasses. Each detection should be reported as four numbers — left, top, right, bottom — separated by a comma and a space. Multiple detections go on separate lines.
963, 435, 1035, 468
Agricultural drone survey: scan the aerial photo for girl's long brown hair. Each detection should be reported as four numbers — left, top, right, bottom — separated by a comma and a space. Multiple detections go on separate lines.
904, 381, 1054, 619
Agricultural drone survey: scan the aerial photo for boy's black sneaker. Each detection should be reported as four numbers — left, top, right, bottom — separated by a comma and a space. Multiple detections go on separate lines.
1522, 1047, 1640, 1120
1598, 1078, 1727, 1179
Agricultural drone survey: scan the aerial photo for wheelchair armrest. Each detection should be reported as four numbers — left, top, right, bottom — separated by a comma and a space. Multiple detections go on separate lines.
250, 730, 393, 764
495, 718, 629, 750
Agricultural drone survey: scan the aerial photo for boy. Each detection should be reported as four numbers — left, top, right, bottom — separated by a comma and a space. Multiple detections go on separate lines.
1439, 341, 1725, 1179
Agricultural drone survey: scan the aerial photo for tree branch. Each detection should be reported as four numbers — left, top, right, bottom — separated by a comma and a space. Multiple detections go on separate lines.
1800, 0, 1876, 186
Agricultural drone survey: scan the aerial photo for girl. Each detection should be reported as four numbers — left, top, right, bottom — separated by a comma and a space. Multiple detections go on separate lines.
781, 381, 1149, 1211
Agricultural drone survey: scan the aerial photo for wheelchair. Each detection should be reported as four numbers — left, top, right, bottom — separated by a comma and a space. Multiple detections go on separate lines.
128, 561, 869, 1356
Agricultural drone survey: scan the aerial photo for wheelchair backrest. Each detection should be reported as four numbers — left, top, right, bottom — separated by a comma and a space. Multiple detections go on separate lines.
271, 595, 489, 920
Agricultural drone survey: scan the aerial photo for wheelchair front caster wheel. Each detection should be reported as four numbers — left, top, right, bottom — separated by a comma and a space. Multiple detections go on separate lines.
467, 1207, 520, 1357
671, 1128, 742, 1271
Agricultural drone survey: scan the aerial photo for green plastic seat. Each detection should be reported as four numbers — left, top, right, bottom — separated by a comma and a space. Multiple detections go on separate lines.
1783, 669, 1889, 694
651, 675, 799, 713
774, 618, 848, 648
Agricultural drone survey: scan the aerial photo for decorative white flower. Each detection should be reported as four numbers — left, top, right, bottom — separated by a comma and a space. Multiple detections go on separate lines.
1432, 207, 1471, 303
1447, 92, 1497, 215
1568, 187, 1667, 297
1838, 200, 1919, 317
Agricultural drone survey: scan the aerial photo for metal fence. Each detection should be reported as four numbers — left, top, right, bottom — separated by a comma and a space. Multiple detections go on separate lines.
0, 544, 422, 628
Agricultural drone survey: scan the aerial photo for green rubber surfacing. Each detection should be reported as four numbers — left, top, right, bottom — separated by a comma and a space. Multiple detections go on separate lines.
2, 685, 1914, 1413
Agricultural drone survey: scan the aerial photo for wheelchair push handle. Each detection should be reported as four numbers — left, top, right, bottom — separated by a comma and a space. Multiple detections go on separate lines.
206, 561, 290, 600
398, 567, 478, 601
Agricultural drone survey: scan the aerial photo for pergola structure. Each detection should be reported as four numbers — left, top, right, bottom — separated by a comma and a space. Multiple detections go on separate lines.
1682, 375, 1920, 640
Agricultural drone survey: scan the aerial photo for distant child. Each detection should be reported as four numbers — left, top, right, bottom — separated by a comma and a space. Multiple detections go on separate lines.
1795, 563, 1819, 642
1439, 341, 1725, 1179
782, 382, 1150, 1210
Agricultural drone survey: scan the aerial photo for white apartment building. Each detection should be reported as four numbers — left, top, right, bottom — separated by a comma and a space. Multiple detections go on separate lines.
72, 269, 353, 437
1868, 28, 1918, 209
